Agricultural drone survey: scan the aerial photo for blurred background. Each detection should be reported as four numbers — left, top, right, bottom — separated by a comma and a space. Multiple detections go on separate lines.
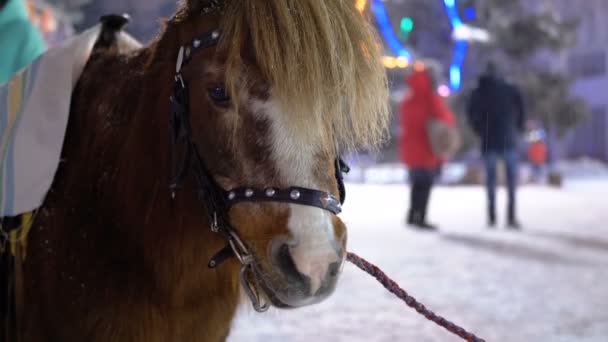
27, 0, 607, 181
8, 0, 608, 341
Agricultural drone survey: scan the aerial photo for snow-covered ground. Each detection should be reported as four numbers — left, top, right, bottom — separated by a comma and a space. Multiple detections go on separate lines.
228, 180, 608, 342
343, 159, 608, 185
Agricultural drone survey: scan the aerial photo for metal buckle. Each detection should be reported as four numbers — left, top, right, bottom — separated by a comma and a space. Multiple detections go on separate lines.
228, 230, 253, 266
175, 46, 185, 74
210, 212, 219, 233
240, 265, 270, 312
228, 230, 269, 312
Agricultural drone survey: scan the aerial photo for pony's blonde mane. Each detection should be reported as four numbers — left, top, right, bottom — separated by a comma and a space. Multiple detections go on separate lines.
215, 0, 389, 150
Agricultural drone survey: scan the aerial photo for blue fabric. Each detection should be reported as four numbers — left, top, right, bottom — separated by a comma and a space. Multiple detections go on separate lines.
0, 80, 7, 135
485, 149, 519, 220
0, 0, 46, 84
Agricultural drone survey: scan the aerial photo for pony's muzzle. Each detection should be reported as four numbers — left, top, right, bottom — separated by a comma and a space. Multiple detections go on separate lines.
268, 238, 344, 307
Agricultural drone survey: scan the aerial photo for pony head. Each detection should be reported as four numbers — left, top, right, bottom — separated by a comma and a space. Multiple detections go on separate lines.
165, 0, 389, 308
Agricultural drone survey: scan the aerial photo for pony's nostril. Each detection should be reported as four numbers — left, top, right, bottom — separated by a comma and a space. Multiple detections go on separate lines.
273, 243, 309, 285
271, 239, 344, 296
276, 244, 294, 269
327, 261, 341, 277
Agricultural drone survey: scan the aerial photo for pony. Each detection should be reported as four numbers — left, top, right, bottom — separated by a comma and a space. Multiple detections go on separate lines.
17, 1, 388, 341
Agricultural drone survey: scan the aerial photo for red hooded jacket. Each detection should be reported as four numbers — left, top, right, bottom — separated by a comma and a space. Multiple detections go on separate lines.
399, 70, 456, 168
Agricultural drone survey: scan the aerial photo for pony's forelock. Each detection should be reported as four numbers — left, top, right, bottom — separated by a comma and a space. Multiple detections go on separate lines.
214, 0, 390, 151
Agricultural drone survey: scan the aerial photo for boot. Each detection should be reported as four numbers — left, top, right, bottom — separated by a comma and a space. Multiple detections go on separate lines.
414, 221, 439, 231
507, 204, 521, 229
507, 216, 522, 230
410, 209, 438, 231
488, 204, 496, 228
407, 209, 427, 227
406, 209, 417, 225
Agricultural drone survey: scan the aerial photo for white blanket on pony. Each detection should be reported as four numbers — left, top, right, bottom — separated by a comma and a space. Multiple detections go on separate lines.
0, 25, 140, 217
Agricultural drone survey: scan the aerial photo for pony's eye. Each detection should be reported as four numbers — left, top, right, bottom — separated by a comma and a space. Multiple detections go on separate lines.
208, 86, 231, 104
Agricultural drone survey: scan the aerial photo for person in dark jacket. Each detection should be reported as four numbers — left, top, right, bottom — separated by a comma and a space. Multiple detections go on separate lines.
467, 62, 525, 229
400, 63, 456, 230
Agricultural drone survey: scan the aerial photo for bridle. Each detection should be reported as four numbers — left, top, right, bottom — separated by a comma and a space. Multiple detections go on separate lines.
168, 7, 350, 312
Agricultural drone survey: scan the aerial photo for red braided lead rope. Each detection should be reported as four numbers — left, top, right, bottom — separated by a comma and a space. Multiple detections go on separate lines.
347, 252, 486, 342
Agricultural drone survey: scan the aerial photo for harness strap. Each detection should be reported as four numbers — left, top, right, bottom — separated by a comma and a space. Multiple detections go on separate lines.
208, 245, 233, 268
225, 186, 342, 215
190, 142, 231, 235
335, 157, 349, 204
174, 30, 221, 75
169, 74, 193, 196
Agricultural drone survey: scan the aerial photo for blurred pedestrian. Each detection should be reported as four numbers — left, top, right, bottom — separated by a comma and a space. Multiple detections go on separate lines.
527, 128, 548, 183
26, 0, 74, 47
399, 62, 457, 231
0, 0, 46, 84
467, 62, 526, 229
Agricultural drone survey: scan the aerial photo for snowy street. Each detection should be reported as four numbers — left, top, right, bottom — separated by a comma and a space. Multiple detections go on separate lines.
229, 181, 608, 342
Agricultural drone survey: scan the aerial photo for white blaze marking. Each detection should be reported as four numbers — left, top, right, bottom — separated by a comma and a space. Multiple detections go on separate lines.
253, 99, 338, 294
287, 206, 336, 294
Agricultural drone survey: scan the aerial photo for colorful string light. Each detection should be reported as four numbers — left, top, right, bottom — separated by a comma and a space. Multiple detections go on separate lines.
443, 0, 467, 90
371, 0, 413, 60
382, 56, 410, 69
359, 0, 470, 90
356, 0, 368, 13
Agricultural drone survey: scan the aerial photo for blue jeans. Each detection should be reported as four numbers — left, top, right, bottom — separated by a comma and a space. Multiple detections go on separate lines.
531, 164, 544, 182
485, 149, 519, 222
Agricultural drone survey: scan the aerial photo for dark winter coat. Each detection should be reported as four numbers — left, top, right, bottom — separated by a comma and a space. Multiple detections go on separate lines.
399, 70, 456, 169
467, 75, 526, 154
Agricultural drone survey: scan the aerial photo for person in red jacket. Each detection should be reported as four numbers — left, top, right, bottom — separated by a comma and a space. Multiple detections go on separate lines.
527, 128, 548, 182
399, 63, 456, 230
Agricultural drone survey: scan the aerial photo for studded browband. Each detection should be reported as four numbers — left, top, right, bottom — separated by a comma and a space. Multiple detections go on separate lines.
226, 187, 342, 215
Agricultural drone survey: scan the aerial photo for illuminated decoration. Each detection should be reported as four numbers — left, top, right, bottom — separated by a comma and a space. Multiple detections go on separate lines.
444, 0, 467, 91
401, 18, 414, 33
359, 0, 481, 80
382, 56, 396, 69
437, 84, 451, 98
396, 57, 410, 68
356, 0, 368, 13
400, 17, 414, 40
371, 0, 413, 60
453, 25, 491, 43
382, 56, 410, 69
358, 0, 412, 69
464, 7, 476, 20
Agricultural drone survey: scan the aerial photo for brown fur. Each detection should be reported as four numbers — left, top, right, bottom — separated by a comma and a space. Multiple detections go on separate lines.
18, 1, 386, 341
22, 14, 244, 342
